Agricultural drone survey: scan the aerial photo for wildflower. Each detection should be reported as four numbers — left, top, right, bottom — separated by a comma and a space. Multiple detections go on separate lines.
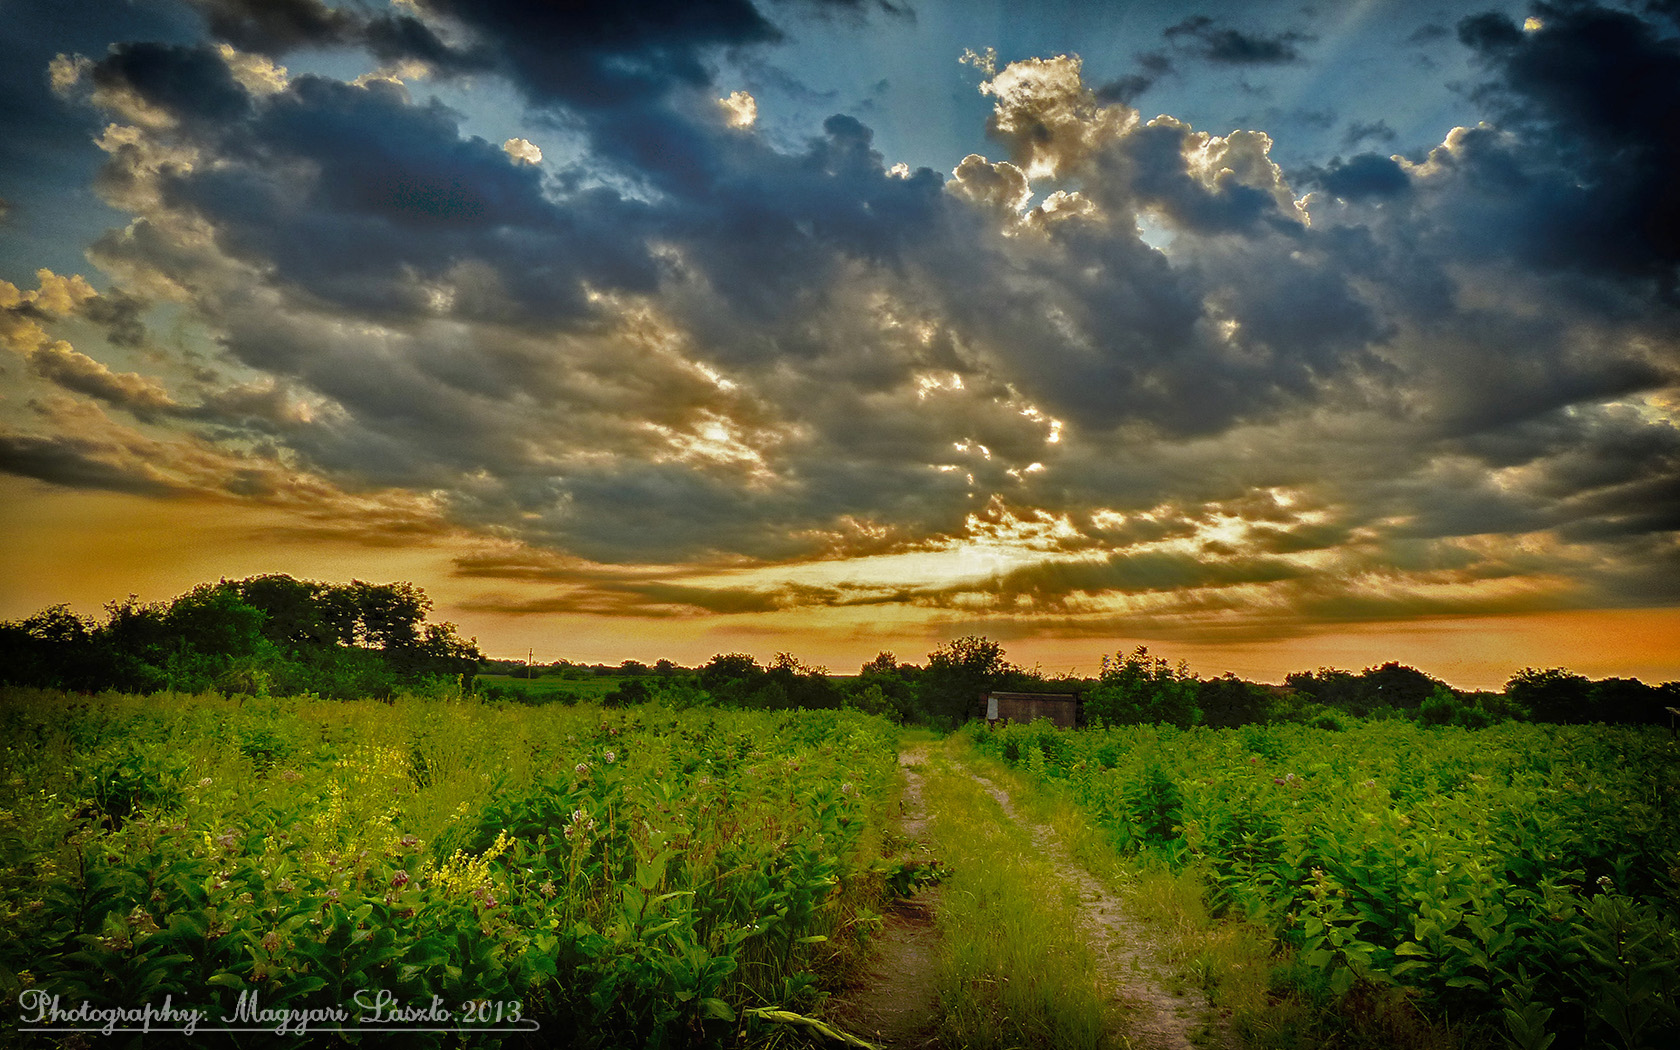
539, 880, 556, 897
281, 770, 302, 783
840, 782, 855, 797
198, 777, 214, 788
1597, 875, 1614, 891
260, 929, 281, 953
604, 750, 616, 765
391, 870, 410, 889
276, 879, 296, 894
574, 762, 590, 776
400, 834, 420, 850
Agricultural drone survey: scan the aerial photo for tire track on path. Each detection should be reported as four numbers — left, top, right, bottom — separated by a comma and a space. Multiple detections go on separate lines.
962, 764, 1228, 1050
827, 746, 943, 1049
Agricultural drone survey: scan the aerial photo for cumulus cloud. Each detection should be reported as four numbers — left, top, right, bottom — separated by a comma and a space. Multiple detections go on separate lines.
501, 136, 542, 164
6, 0, 1677, 645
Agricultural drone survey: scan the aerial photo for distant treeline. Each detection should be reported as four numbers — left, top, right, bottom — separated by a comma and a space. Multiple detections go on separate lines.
491, 637, 1680, 732
5, 580, 1675, 728
0, 576, 481, 699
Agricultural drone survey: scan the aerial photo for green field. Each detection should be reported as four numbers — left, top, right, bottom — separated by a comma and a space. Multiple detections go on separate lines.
972, 717, 1680, 1049
0, 688, 898, 1047
5, 686, 1678, 1050
474, 673, 629, 703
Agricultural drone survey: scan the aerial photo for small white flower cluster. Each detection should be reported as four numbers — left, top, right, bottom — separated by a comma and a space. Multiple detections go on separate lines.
563, 808, 597, 841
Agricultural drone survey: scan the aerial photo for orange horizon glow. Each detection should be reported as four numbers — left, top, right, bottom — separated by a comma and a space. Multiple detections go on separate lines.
5, 478, 1674, 695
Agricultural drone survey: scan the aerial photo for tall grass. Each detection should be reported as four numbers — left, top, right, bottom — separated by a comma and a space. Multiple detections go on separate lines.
919, 739, 1111, 1050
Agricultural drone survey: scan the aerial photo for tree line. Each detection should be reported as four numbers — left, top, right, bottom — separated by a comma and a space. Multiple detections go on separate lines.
4, 578, 1675, 728
0, 576, 481, 699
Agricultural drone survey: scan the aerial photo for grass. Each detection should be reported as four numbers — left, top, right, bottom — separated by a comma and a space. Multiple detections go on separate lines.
917, 737, 1113, 1050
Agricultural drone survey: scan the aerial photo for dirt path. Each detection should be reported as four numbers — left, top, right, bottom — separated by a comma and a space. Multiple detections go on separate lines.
965, 767, 1227, 1050
830, 744, 1226, 1050
826, 747, 944, 1049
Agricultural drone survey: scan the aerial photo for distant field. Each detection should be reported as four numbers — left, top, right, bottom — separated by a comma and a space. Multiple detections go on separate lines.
475, 672, 624, 701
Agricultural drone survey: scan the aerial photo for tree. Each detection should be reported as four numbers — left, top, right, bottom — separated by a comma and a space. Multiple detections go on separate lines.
1359, 662, 1442, 713
1589, 678, 1664, 725
164, 584, 267, 659
699, 653, 763, 705
1285, 668, 1362, 712
1085, 646, 1200, 728
1196, 673, 1269, 727
347, 581, 429, 651
918, 636, 1017, 726
1506, 667, 1594, 723
854, 650, 916, 722
765, 652, 839, 709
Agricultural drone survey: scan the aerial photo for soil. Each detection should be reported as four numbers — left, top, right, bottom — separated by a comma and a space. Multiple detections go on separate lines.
826, 748, 944, 1049
827, 745, 1228, 1050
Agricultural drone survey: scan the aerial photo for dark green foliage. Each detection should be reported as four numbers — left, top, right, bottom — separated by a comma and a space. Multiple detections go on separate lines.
1196, 674, 1271, 727
0, 576, 481, 699
976, 717, 1680, 1050
1085, 646, 1200, 728
1507, 667, 1595, 723
691, 652, 840, 712
916, 635, 1036, 727
1286, 662, 1446, 718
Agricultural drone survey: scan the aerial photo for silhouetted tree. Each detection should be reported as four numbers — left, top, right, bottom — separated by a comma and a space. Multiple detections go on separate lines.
1507, 667, 1595, 723
918, 636, 1021, 726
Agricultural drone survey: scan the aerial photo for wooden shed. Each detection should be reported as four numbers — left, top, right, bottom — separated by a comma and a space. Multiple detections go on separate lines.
981, 691, 1083, 729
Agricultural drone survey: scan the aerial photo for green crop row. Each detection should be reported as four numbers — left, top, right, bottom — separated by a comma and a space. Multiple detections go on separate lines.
970, 717, 1680, 1050
0, 688, 899, 1048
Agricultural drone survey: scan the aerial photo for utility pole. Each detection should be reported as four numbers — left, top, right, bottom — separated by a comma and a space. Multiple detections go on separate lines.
527, 648, 533, 681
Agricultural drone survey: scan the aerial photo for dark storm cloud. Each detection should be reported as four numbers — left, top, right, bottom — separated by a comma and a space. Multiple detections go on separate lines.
1408, 23, 1451, 45
1312, 152, 1410, 199
1163, 15, 1314, 65
1454, 3, 1680, 287
1095, 52, 1175, 104
417, 0, 781, 109
91, 42, 253, 125
189, 0, 353, 53
79, 287, 151, 348
0, 431, 179, 497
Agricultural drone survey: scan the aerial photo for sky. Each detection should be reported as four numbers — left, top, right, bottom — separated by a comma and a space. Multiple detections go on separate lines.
2, 0, 1677, 689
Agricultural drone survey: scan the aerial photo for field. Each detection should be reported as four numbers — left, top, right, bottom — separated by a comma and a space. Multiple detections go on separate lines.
0, 688, 898, 1047
473, 674, 629, 704
5, 686, 1679, 1050
971, 717, 1680, 1049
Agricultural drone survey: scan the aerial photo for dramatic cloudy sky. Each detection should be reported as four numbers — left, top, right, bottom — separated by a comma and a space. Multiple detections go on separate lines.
3, 0, 1677, 686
